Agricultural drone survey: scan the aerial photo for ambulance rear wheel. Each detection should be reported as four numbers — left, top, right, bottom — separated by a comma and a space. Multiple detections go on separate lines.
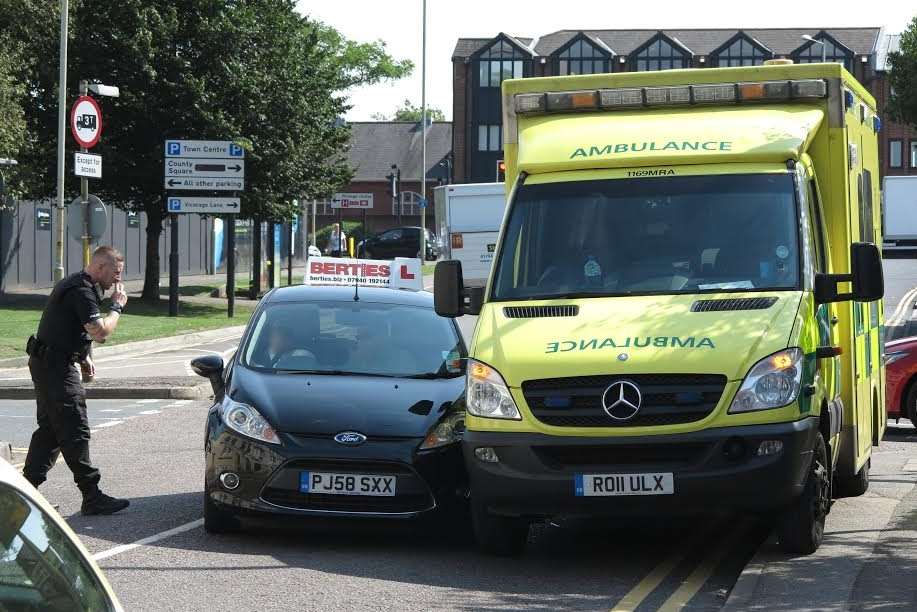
471, 497, 529, 556
834, 458, 870, 498
777, 431, 830, 554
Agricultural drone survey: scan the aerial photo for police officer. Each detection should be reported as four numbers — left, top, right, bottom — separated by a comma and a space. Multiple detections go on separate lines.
23, 246, 130, 515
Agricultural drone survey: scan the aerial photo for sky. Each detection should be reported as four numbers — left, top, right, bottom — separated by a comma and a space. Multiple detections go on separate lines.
298, 1, 915, 121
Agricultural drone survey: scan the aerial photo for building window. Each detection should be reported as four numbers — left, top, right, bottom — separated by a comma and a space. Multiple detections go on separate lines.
912, 141, 917, 169
889, 140, 903, 168
556, 38, 609, 75
396, 191, 424, 217
634, 37, 688, 71
477, 40, 526, 88
478, 124, 501, 152
793, 36, 851, 71
713, 36, 769, 67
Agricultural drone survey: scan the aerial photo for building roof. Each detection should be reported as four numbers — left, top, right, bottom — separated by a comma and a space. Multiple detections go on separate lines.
346, 121, 452, 182
454, 28, 882, 59
452, 35, 534, 59
875, 32, 901, 72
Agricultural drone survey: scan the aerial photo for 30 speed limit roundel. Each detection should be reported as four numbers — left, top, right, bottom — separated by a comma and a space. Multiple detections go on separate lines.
70, 96, 103, 149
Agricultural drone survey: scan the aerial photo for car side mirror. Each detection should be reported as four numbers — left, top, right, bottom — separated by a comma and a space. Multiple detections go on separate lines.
435, 260, 464, 317
190, 355, 225, 396
815, 242, 884, 304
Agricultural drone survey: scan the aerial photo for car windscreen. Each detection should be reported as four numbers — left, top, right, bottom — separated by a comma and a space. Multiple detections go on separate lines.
0, 483, 114, 612
491, 173, 800, 301
241, 301, 464, 377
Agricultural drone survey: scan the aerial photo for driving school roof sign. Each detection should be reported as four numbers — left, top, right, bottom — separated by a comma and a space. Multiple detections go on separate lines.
305, 257, 422, 291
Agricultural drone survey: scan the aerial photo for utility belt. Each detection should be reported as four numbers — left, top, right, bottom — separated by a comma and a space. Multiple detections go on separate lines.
26, 335, 85, 364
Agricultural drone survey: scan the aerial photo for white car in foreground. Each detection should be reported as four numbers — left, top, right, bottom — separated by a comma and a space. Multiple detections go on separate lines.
0, 457, 123, 611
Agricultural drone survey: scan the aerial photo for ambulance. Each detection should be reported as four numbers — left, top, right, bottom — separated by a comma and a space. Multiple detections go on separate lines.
435, 61, 884, 555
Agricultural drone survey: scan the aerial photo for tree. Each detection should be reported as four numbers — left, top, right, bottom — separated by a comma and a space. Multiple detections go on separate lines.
888, 15, 917, 128
0, 46, 26, 207
372, 99, 446, 122
0, 0, 411, 299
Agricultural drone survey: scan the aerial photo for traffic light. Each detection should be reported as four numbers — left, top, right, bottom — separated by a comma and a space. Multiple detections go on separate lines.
496, 160, 506, 182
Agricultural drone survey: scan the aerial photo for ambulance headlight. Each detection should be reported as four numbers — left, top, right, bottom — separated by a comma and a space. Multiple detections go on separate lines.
728, 348, 803, 413
466, 359, 521, 420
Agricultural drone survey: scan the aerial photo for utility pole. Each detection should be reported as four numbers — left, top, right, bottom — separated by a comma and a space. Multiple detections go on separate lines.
420, 0, 428, 264
79, 80, 90, 266
54, 0, 69, 281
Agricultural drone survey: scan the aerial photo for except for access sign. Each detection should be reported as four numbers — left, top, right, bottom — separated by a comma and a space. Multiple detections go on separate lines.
165, 157, 245, 179
167, 196, 240, 214
331, 192, 373, 210
74, 152, 102, 178
164, 177, 244, 191
165, 140, 245, 159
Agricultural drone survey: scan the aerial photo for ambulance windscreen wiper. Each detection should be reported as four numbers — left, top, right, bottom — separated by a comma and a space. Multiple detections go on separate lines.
521, 291, 633, 301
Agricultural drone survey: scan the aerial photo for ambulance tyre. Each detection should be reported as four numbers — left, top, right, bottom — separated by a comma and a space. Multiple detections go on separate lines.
471, 497, 529, 556
834, 458, 870, 498
204, 493, 240, 534
776, 431, 830, 554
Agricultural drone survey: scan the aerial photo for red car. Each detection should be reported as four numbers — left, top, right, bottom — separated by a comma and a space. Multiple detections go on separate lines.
886, 336, 917, 425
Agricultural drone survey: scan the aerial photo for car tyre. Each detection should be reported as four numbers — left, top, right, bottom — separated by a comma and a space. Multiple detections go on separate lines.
834, 457, 870, 498
905, 381, 917, 429
776, 431, 830, 554
470, 497, 529, 556
204, 492, 240, 534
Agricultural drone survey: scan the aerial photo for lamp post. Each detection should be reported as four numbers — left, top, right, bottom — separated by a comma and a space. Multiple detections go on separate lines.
801, 35, 826, 63
78, 80, 119, 267
419, 0, 428, 266
54, 0, 69, 281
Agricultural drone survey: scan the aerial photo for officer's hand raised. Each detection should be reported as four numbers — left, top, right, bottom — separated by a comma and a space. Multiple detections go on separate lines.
112, 283, 128, 308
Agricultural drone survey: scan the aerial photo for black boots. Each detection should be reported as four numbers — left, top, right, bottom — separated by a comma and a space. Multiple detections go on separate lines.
81, 492, 130, 515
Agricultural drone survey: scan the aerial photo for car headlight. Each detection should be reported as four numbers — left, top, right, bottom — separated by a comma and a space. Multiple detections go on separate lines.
221, 397, 280, 444
466, 359, 521, 420
728, 348, 804, 413
419, 412, 466, 450
884, 350, 910, 365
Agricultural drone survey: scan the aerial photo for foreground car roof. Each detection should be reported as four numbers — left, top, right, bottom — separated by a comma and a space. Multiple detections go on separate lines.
265, 285, 434, 307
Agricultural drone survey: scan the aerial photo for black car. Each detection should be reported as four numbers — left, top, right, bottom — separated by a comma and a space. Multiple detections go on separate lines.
359, 226, 440, 261
191, 285, 467, 532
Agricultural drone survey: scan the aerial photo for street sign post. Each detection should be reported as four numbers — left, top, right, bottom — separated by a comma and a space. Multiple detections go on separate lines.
70, 96, 102, 149
166, 196, 240, 214
74, 152, 102, 178
68, 194, 107, 241
164, 139, 246, 317
331, 193, 373, 210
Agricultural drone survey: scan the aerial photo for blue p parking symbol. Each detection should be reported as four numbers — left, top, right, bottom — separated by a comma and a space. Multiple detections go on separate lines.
167, 141, 181, 156
229, 143, 243, 157
168, 198, 181, 212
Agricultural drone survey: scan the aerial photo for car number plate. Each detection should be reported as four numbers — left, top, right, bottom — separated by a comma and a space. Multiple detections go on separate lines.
575, 472, 674, 497
300, 472, 396, 496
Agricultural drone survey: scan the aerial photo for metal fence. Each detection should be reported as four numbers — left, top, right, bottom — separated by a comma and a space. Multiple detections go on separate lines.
0, 200, 214, 292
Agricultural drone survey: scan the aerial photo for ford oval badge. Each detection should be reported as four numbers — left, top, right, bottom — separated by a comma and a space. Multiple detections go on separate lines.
334, 431, 367, 446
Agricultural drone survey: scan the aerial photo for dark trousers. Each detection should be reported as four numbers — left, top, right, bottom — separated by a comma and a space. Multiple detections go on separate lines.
23, 356, 101, 498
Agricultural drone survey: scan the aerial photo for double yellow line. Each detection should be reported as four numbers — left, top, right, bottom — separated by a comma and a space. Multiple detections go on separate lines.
610, 518, 752, 612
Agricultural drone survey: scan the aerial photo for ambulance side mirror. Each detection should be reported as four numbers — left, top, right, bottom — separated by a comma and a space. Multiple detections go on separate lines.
434, 261, 464, 318
815, 242, 884, 304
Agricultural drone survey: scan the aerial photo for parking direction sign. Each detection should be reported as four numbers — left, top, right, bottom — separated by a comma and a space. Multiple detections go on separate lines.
164, 140, 245, 159
165, 157, 245, 179
167, 196, 240, 214
164, 177, 244, 191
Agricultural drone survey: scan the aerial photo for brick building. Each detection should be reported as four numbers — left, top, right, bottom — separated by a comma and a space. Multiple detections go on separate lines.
452, 28, 917, 183
310, 121, 451, 240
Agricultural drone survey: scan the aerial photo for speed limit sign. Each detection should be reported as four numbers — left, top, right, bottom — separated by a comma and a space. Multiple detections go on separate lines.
70, 96, 103, 149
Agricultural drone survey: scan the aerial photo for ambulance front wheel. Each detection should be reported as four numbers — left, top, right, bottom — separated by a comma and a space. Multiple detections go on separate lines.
776, 431, 830, 554
471, 496, 529, 557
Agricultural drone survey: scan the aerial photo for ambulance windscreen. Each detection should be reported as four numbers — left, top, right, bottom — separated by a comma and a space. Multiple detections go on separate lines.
490, 173, 800, 300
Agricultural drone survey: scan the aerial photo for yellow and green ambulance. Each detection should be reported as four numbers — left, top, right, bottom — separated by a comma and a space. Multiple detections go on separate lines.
435, 61, 885, 555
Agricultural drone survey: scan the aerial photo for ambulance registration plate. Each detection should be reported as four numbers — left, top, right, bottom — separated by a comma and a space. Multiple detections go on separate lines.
300, 472, 396, 496
574, 473, 674, 497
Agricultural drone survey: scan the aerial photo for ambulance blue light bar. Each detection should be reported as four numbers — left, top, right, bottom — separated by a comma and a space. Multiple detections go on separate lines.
514, 79, 828, 114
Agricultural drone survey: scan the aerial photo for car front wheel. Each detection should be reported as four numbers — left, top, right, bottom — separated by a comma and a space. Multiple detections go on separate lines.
470, 497, 529, 556
204, 492, 240, 534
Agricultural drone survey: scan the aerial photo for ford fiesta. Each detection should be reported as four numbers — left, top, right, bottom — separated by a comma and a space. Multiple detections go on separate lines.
190, 285, 467, 532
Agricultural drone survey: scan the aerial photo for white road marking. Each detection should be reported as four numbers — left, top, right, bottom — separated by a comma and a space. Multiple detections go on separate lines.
91, 420, 123, 429
92, 519, 204, 562
138, 410, 161, 415
137, 399, 161, 404
99, 409, 122, 413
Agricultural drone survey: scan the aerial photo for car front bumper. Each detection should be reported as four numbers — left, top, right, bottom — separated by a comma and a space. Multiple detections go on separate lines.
463, 418, 819, 518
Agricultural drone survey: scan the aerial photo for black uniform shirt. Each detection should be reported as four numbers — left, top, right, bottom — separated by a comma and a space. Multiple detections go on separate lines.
36, 271, 103, 356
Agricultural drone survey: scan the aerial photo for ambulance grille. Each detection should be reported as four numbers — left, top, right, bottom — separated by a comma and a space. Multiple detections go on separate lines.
690, 297, 778, 312
522, 374, 727, 428
503, 305, 579, 318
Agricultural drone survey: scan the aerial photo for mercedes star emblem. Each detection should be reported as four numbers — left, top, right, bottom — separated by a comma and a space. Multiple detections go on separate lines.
601, 380, 642, 421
